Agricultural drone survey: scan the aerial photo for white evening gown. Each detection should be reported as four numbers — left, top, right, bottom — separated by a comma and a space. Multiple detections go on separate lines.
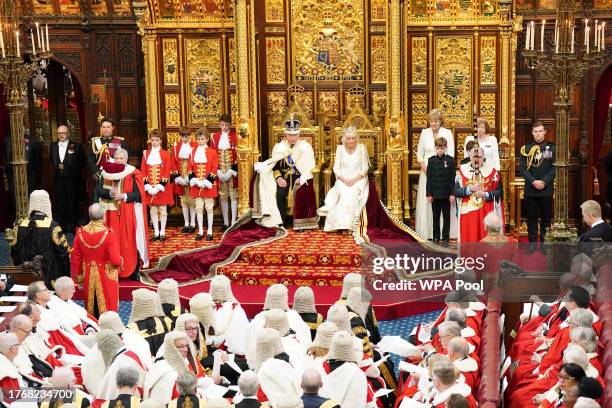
319, 144, 370, 231
415, 127, 458, 240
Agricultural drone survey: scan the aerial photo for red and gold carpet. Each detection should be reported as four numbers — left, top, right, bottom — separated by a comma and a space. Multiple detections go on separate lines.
147, 227, 223, 267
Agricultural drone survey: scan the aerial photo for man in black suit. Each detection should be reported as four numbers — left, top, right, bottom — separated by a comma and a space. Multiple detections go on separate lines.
235, 370, 263, 408
519, 121, 556, 253
51, 125, 85, 233
579, 200, 612, 243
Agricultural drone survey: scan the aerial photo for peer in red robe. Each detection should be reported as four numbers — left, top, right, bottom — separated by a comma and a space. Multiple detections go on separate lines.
96, 149, 149, 279
71, 213, 123, 316
454, 147, 502, 243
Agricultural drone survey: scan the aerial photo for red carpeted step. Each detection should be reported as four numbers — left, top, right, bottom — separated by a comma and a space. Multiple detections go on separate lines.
145, 226, 223, 268
216, 262, 361, 286
236, 229, 363, 267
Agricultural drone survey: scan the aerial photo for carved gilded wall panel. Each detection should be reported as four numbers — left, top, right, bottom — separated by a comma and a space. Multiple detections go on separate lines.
371, 91, 387, 123
267, 92, 287, 126
411, 37, 427, 85
594, 0, 612, 6
371, 0, 387, 21
456, 132, 471, 160
295, 92, 314, 119
411, 133, 420, 166
291, 0, 364, 81
59, 1, 81, 15
230, 93, 237, 119
266, 38, 286, 84
318, 91, 339, 117
370, 36, 387, 84
112, 0, 131, 15
228, 37, 236, 85
185, 38, 223, 125
480, 36, 496, 85
411, 93, 429, 128
32, 0, 54, 14
345, 93, 366, 111
165, 93, 181, 127
266, 0, 285, 22
435, 37, 472, 126
163, 39, 179, 86
480, 92, 496, 127
167, 132, 180, 148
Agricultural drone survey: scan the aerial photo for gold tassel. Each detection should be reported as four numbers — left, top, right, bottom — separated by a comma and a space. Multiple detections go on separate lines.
593, 166, 600, 196
287, 183, 294, 216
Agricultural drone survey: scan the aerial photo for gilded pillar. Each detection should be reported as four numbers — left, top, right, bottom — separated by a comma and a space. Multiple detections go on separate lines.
385, 0, 404, 220
236, 0, 255, 216
142, 34, 160, 131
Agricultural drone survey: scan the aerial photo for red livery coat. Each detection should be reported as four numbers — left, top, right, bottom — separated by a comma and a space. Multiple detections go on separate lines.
189, 146, 219, 199
141, 148, 174, 206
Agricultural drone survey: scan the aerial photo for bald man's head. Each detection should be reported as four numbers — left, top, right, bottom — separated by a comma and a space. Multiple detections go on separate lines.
301, 369, 323, 394
57, 125, 70, 142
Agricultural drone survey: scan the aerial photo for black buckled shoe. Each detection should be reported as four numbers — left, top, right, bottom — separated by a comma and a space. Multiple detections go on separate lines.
188, 226, 196, 233
181, 226, 190, 233
152, 235, 160, 242
195, 234, 204, 241
160, 235, 166, 242
206, 234, 213, 241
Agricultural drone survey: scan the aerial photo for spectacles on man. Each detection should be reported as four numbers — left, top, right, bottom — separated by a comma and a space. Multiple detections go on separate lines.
557, 373, 574, 381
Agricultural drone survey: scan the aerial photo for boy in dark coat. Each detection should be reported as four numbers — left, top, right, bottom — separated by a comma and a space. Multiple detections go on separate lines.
426, 137, 456, 243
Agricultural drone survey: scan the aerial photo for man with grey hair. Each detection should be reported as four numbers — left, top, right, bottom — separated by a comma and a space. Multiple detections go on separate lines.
168, 371, 206, 408
447, 336, 478, 392
27, 281, 90, 355
301, 369, 340, 408
9, 313, 55, 386
579, 200, 612, 243
96, 147, 149, 281
100, 366, 141, 408
71, 204, 122, 317
0, 331, 27, 406
40, 366, 92, 408
51, 124, 85, 233
235, 370, 262, 407
48, 276, 100, 335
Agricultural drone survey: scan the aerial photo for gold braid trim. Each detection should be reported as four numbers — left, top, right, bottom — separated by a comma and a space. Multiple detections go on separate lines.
78, 229, 109, 250
520, 145, 541, 170
52, 226, 69, 248
321, 400, 340, 408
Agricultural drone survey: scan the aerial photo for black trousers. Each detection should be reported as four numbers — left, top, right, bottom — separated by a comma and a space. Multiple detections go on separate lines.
53, 177, 80, 232
276, 183, 290, 226
432, 198, 451, 240
525, 195, 553, 242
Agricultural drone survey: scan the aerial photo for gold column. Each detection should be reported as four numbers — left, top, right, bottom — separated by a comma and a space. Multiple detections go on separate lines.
385, 0, 404, 220
142, 33, 160, 131
235, 0, 255, 216
499, 26, 512, 230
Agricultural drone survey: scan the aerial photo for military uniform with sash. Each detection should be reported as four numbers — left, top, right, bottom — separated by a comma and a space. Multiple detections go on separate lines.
519, 140, 556, 243
88, 136, 128, 200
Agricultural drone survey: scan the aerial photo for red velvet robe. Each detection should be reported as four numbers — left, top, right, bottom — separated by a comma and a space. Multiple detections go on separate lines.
71, 221, 123, 315
102, 167, 149, 277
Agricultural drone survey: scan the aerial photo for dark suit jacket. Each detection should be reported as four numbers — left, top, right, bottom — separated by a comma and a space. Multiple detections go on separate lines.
4, 136, 42, 192
519, 141, 556, 197
426, 154, 456, 199
50, 139, 85, 180
235, 398, 263, 408
579, 221, 612, 243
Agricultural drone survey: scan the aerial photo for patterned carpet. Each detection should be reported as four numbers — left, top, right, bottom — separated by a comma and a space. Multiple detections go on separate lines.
215, 229, 363, 286
146, 226, 224, 267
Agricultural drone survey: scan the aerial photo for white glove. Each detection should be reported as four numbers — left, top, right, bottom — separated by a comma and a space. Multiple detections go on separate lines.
197, 180, 206, 189
155, 184, 165, 193
145, 184, 157, 196
190, 178, 199, 187
175, 176, 184, 186
217, 170, 226, 180
230, 169, 238, 178
223, 172, 232, 183
181, 177, 190, 186
203, 179, 213, 189
254, 162, 265, 172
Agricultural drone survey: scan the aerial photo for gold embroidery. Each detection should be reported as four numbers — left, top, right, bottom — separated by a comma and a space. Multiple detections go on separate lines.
83, 220, 107, 234
520, 144, 543, 169
52, 226, 69, 248
79, 229, 109, 250
181, 396, 194, 408
106, 263, 118, 282
321, 401, 339, 408
87, 260, 108, 315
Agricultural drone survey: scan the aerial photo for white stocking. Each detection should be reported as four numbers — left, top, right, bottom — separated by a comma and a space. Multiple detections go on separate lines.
190, 206, 196, 227
150, 207, 159, 237
231, 198, 238, 225
207, 210, 214, 236
160, 208, 167, 236
181, 204, 190, 227
220, 198, 229, 226
197, 212, 204, 235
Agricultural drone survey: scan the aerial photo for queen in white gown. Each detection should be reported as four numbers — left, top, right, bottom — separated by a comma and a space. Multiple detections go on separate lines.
318, 127, 370, 232
415, 109, 457, 240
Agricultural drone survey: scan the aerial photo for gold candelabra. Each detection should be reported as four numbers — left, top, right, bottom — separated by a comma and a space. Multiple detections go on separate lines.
0, 0, 51, 224
522, 0, 605, 242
